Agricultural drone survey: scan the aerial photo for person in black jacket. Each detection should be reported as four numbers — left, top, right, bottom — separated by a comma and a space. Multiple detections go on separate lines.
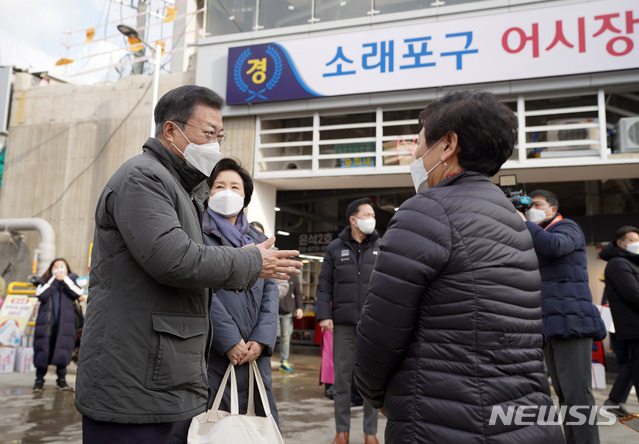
355, 91, 564, 444
277, 272, 303, 372
33, 258, 84, 392
317, 197, 380, 444
520, 189, 606, 444
600, 226, 639, 416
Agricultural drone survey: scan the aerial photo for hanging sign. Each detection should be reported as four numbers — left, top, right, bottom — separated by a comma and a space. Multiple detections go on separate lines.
226, 0, 638, 104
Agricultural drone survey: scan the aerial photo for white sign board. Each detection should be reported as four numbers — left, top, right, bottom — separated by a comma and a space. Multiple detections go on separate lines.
226, 0, 639, 104
0, 295, 37, 332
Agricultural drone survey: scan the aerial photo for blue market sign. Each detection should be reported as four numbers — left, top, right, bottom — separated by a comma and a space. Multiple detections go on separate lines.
225, 0, 638, 106
227, 43, 320, 104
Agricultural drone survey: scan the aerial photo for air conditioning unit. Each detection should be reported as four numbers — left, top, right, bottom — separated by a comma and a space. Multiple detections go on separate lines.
546, 118, 600, 150
614, 117, 639, 153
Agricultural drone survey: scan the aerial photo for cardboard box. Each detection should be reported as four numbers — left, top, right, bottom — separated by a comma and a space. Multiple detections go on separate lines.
14, 346, 34, 373
0, 319, 21, 347
0, 346, 16, 373
591, 362, 606, 390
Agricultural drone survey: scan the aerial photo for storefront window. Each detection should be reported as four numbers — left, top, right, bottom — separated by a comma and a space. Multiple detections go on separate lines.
373, 0, 430, 15
522, 94, 600, 159
315, 0, 369, 23
254, 91, 621, 177
318, 111, 376, 169
382, 107, 423, 166
206, 0, 500, 36
260, 0, 313, 29
258, 116, 314, 171
207, 0, 257, 36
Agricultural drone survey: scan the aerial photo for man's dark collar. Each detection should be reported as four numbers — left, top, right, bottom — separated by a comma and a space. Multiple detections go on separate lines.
143, 137, 207, 193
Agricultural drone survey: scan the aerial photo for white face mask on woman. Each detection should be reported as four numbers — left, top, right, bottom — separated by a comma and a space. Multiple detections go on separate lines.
356, 217, 376, 235
409, 135, 445, 194
208, 189, 244, 217
171, 123, 223, 176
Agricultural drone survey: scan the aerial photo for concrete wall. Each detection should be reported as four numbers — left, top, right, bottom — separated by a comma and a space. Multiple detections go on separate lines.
0, 70, 202, 277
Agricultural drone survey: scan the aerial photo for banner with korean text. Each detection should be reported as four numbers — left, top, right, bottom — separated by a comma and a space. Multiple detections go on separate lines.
226, 0, 638, 104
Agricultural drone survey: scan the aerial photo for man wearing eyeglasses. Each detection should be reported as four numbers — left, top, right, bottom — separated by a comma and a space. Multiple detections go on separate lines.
75, 85, 302, 444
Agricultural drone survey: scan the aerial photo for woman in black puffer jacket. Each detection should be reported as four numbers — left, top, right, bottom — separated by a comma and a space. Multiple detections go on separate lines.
354, 91, 565, 444
33, 258, 84, 392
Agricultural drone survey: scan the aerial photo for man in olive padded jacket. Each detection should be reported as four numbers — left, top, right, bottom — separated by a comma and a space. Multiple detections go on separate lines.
75, 85, 301, 444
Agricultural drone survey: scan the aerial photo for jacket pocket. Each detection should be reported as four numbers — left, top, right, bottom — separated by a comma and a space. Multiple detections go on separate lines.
146, 313, 207, 390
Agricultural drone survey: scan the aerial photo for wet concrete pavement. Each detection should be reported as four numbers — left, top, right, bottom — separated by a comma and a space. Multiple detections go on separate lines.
0, 344, 638, 443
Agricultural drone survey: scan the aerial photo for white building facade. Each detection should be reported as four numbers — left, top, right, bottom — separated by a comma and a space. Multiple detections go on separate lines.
194, 0, 639, 306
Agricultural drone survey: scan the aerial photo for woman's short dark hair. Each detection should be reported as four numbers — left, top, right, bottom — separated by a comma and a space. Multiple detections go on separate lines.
615, 225, 639, 241
250, 221, 265, 234
529, 189, 559, 209
154, 85, 225, 137
418, 90, 517, 177
207, 158, 253, 208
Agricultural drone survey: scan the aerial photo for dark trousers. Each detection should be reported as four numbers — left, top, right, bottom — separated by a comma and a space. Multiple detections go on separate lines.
333, 324, 378, 435
544, 337, 599, 444
35, 365, 66, 382
609, 339, 639, 404
82, 416, 175, 444
351, 373, 363, 404
36, 322, 67, 382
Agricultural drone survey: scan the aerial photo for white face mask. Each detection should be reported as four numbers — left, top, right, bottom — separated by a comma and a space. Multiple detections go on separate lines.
356, 217, 376, 235
172, 124, 223, 176
409, 136, 444, 194
626, 241, 639, 255
208, 189, 245, 217
524, 208, 547, 225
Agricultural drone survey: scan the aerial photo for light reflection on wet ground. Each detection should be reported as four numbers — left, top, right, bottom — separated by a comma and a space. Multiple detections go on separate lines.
1, 345, 638, 443
0, 345, 385, 444
0, 384, 82, 443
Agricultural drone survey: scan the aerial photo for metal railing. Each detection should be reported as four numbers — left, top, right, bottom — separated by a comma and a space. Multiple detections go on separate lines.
254, 89, 638, 179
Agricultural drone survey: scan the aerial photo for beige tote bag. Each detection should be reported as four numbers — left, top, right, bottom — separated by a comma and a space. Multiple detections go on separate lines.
187, 361, 284, 444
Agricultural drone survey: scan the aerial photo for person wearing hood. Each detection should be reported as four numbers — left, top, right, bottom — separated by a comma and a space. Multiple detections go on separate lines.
600, 225, 639, 417
32, 258, 84, 392
316, 197, 381, 444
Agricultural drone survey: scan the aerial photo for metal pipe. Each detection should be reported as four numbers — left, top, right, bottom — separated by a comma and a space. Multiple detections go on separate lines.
0, 218, 56, 276
150, 43, 162, 138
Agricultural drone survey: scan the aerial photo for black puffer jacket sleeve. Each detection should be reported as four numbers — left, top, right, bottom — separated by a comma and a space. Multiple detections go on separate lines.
601, 243, 639, 340
606, 257, 639, 313
315, 245, 336, 321
354, 192, 451, 407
